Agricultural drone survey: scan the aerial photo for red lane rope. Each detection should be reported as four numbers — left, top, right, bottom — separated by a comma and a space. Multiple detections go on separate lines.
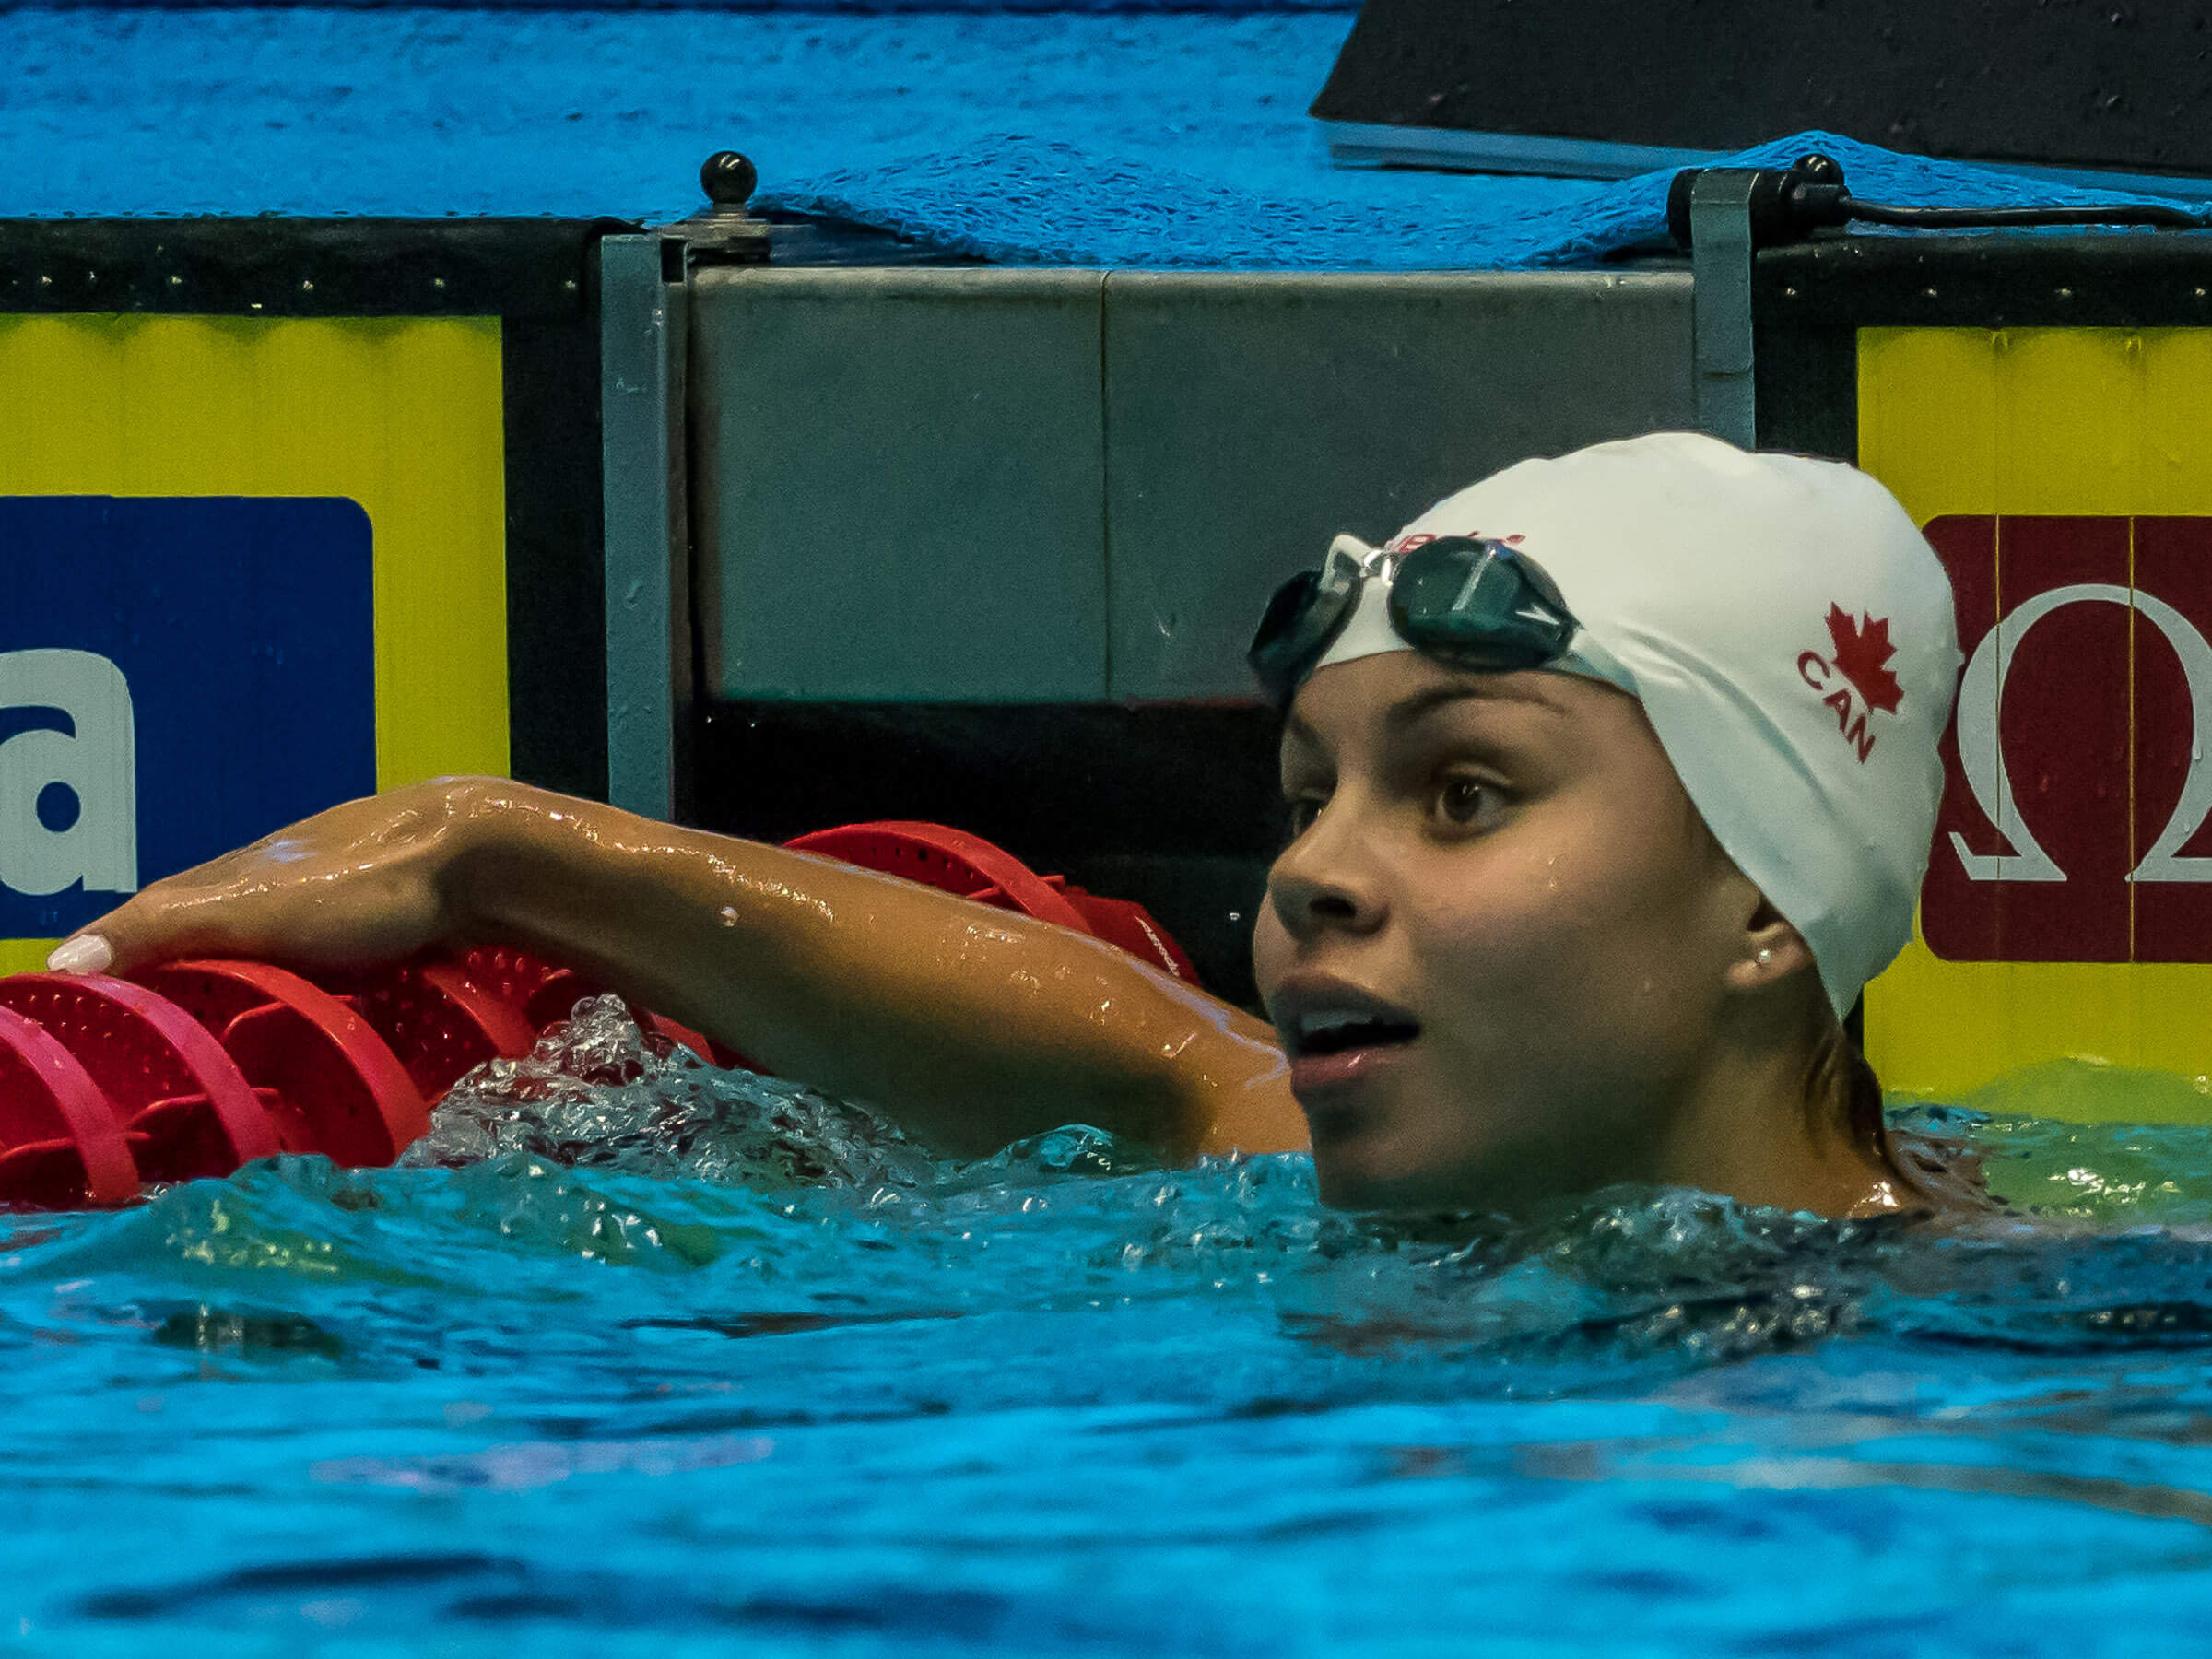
0, 822, 1200, 1208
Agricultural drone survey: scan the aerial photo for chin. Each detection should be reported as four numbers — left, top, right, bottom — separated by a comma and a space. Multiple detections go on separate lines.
1312, 1140, 1474, 1216
1309, 1120, 1555, 1217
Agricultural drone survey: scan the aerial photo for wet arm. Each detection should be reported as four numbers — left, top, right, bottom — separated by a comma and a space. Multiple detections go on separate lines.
444, 787, 1301, 1159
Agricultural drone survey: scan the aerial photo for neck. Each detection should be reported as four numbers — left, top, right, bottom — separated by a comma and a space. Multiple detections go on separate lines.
1646, 1001, 1910, 1218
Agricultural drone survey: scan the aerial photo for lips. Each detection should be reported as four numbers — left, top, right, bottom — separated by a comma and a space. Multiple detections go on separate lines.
1295, 1013, 1422, 1058
1269, 981, 1421, 1102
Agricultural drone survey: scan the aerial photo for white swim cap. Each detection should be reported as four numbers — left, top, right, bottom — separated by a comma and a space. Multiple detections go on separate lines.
1307, 431, 1961, 1019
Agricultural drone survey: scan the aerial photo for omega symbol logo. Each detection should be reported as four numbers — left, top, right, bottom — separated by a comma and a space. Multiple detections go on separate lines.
1921, 514, 2212, 964
1952, 583, 2212, 888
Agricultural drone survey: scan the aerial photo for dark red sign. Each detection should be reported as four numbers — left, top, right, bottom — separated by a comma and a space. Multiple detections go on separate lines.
1923, 514, 2212, 963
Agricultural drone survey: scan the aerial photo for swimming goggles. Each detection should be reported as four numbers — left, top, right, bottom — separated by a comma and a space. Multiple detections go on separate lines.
1247, 534, 1581, 710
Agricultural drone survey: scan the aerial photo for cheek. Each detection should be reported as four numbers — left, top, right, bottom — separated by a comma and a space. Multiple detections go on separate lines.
1250, 905, 1293, 1005
1405, 841, 1596, 982
1407, 826, 1714, 1030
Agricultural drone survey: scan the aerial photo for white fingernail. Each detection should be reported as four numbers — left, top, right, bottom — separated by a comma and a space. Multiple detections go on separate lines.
46, 935, 112, 975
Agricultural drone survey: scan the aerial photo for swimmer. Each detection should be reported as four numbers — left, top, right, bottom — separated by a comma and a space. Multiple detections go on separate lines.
48, 433, 1962, 1218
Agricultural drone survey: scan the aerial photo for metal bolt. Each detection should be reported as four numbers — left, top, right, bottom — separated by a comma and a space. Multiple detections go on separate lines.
1794, 151, 1846, 187
682, 150, 771, 266
700, 150, 758, 206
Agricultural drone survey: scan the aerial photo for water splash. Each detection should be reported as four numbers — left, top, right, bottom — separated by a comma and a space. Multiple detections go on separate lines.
68, 1008, 2212, 1376
399, 994, 942, 1194
18, 1011, 2212, 1400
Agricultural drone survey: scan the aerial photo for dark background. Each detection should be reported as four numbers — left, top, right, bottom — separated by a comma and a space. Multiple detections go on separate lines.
1315, 0, 2212, 175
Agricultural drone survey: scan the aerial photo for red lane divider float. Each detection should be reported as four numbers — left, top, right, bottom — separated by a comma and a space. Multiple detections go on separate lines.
0, 822, 1199, 1209
785, 821, 1201, 983
0, 973, 282, 1187
132, 961, 433, 1171
0, 1005, 141, 1209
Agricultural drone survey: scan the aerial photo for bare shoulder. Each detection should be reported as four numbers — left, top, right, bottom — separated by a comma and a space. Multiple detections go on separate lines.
1189, 1006, 1305, 1157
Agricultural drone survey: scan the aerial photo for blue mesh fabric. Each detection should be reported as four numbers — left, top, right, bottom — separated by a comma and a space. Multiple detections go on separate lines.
2, 8, 2206, 258
763, 128, 2212, 270
53, 0, 1357, 7
0, 10, 1366, 219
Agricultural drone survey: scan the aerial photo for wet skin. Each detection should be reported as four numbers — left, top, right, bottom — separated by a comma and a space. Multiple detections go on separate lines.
1253, 652, 1909, 1218
56, 777, 1304, 1162
54, 653, 1905, 1215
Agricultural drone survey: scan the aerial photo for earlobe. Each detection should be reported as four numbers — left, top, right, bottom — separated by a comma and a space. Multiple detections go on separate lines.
1730, 902, 1814, 993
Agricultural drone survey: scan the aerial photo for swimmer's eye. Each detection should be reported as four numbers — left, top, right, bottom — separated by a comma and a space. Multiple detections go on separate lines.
1432, 773, 1505, 830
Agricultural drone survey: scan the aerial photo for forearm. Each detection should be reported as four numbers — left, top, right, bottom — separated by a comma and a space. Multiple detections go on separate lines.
442, 785, 1295, 1158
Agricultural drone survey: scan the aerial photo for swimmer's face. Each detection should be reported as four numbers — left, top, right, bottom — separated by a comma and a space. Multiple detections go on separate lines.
1253, 651, 1768, 1213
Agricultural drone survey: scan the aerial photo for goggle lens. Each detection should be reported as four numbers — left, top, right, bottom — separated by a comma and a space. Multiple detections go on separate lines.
1389, 537, 1576, 671
1246, 535, 1578, 708
1247, 541, 1367, 708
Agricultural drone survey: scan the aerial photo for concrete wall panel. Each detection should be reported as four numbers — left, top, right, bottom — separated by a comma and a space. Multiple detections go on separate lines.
1100, 271, 1695, 700
691, 268, 1109, 701
690, 267, 1694, 703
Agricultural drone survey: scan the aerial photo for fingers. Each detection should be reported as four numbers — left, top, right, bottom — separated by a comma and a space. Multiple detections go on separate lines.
38, 782, 487, 981
45, 934, 113, 974
51, 883, 259, 978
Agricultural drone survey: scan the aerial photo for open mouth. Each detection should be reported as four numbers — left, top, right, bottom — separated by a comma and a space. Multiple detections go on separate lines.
1294, 1016, 1421, 1059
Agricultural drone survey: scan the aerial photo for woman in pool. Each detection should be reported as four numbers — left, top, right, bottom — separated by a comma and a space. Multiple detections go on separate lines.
47, 433, 1962, 1218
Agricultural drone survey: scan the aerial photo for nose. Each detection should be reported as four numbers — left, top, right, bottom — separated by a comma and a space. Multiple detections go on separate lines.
1265, 795, 1389, 945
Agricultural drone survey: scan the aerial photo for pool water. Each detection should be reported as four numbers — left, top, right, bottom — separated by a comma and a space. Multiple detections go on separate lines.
9, 997, 2212, 1655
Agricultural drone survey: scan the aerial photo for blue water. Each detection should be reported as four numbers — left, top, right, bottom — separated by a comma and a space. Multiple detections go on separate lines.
10, 995, 2212, 1654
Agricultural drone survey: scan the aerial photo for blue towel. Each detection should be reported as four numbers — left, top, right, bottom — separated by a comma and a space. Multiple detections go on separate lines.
762, 128, 2212, 270
0, 9, 1366, 219
1, 6, 2205, 254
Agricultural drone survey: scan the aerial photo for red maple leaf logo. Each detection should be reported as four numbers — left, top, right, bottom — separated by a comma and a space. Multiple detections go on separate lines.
1826, 605, 1902, 715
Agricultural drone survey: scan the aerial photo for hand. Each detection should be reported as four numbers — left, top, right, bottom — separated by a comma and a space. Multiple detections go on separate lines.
47, 776, 512, 978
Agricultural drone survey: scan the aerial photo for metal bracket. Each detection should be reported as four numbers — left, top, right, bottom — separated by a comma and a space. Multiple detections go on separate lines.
600, 232, 692, 821
665, 151, 771, 267
1689, 170, 1759, 449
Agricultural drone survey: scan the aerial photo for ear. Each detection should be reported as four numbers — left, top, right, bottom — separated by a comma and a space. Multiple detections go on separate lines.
1722, 898, 1817, 994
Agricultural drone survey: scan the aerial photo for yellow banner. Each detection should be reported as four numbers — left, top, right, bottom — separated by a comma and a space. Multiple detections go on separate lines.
1860, 326, 2212, 1112
0, 313, 508, 973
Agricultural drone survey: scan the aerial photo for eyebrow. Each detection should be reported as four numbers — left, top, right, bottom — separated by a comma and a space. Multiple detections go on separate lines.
1281, 678, 1563, 753
1382, 680, 1565, 735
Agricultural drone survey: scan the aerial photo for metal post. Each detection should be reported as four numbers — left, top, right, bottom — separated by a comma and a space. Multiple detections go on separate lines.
1689, 170, 1759, 449
600, 233, 691, 820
